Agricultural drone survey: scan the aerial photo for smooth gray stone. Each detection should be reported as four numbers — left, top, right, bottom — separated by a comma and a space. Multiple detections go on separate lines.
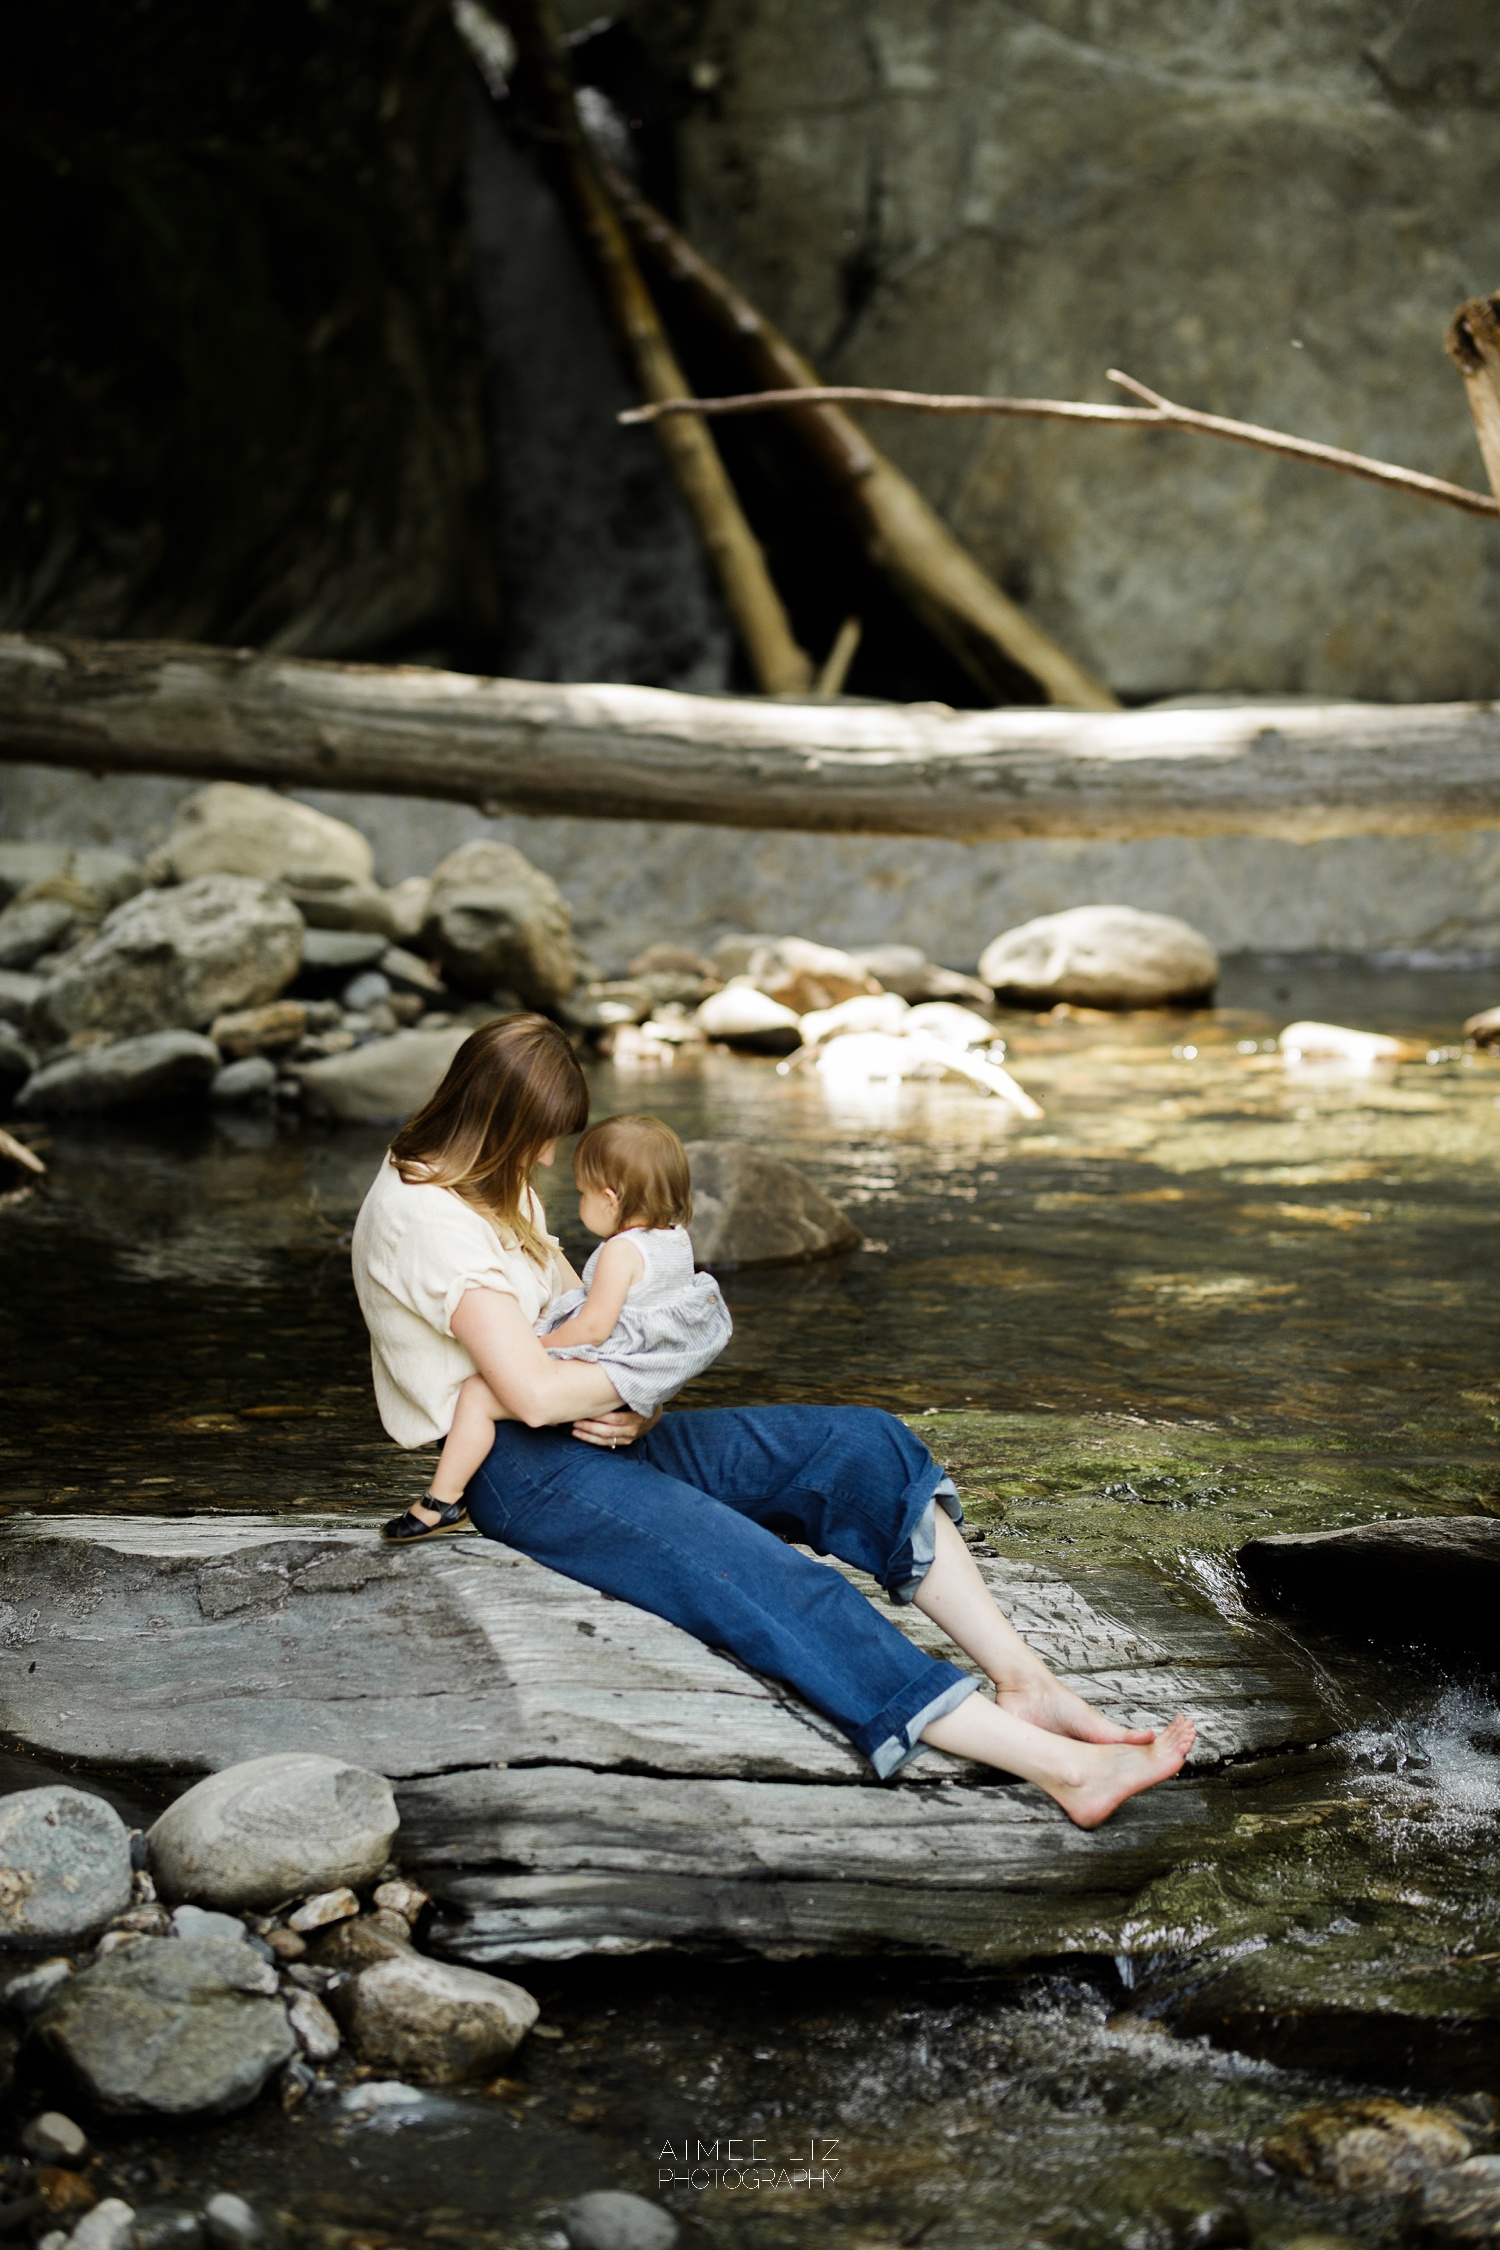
156, 783, 372, 891
0, 967, 42, 1027
563, 2191, 679, 2250
202, 2191, 263, 2249
298, 926, 389, 975
17, 1030, 220, 1113
290, 1025, 469, 1123
341, 969, 391, 1012
210, 1054, 277, 1104
0, 896, 75, 970
40, 876, 303, 1040
980, 906, 1219, 1008
37, 1936, 294, 2115
0, 842, 71, 904
170, 1903, 247, 1946
334, 1950, 536, 2084
685, 1140, 863, 1268
286, 881, 397, 937
0, 1022, 35, 1097
421, 838, 577, 1009
378, 944, 447, 999
0, 1785, 132, 1947
149, 1752, 398, 1912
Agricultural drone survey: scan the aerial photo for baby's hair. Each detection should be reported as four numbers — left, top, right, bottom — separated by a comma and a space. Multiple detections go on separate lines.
574, 1113, 692, 1231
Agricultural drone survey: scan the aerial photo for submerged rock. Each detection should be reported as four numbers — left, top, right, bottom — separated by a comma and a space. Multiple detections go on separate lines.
979, 906, 1219, 1008
1419, 2155, 1500, 2246
422, 839, 577, 1009
38, 1936, 295, 2114
337, 1951, 537, 2084
203, 2192, 264, 2250
1262, 2098, 1471, 2195
17, 1031, 222, 1114
292, 1024, 470, 1122
562, 2191, 680, 2250
0, 1786, 132, 1947
154, 783, 374, 891
39, 877, 303, 1039
685, 1140, 863, 1267
1240, 1515, 1500, 1658
147, 1753, 399, 1911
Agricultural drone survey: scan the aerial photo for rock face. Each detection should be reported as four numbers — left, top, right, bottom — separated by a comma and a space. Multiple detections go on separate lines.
337, 1951, 537, 2084
638, 1, 1500, 704
40, 877, 304, 1039
1240, 1516, 1500, 1659
147, 1752, 399, 1911
0, 1786, 132, 1947
685, 1140, 863, 1267
37, 1936, 295, 2115
292, 1024, 470, 1123
979, 906, 1218, 1008
17, 1031, 222, 1114
422, 840, 577, 1009
694, 983, 803, 1054
154, 784, 375, 889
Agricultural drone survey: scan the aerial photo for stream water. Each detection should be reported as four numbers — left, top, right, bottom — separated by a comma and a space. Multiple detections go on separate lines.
3, 955, 1498, 2248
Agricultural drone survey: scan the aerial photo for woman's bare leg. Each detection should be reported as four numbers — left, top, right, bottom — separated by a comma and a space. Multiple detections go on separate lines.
922, 1696, 1197, 1828
913, 1509, 1158, 1746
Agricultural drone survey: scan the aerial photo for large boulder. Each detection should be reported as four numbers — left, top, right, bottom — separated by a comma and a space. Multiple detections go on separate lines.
0, 1786, 133, 1948
292, 1025, 471, 1124
147, 1753, 399, 1911
336, 1952, 537, 2084
16, 1031, 221, 1115
39, 876, 304, 1039
979, 906, 1218, 1008
1239, 1516, 1500, 1660
421, 841, 577, 1009
37, 1937, 295, 2115
685, 1140, 863, 1267
153, 784, 374, 891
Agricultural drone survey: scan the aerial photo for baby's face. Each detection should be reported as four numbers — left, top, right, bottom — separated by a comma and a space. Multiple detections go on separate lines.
576, 1175, 622, 1238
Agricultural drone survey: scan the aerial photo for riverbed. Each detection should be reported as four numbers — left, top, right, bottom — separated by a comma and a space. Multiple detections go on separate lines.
3, 955, 1498, 2248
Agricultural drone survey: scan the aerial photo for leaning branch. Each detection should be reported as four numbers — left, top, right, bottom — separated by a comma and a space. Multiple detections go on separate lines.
7, 633, 1500, 846
622, 375, 1499, 521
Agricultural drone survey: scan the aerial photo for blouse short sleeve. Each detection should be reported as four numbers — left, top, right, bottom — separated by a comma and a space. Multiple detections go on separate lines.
371, 1188, 519, 1338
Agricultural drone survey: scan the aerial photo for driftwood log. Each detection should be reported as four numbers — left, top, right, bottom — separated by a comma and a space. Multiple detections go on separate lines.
1447, 294, 1500, 507
605, 163, 1120, 712
6, 631, 1500, 844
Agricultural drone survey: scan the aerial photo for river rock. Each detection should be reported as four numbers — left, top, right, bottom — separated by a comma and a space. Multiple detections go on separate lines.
422, 840, 577, 1009
171, 1904, 247, 1945
0, 1786, 133, 1947
745, 936, 882, 1014
685, 1140, 863, 1267
337, 1952, 537, 2084
905, 1001, 1000, 1047
1419, 2156, 1500, 2246
209, 1001, 307, 1056
562, 2191, 679, 2250
1240, 1516, 1500, 1659
155, 784, 374, 891
0, 842, 70, 903
2, 1957, 75, 2016
284, 879, 398, 938
0, 896, 76, 970
39, 877, 304, 1039
22, 2111, 89, 2162
979, 907, 1219, 1008
798, 992, 910, 1045
1462, 1007, 1500, 1050
629, 944, 715, 980
203, 2193, 263, 2250
0, 845, 143, 919
1262, 2099, 1471, 2195
38, 1936, 295, 2115
296, 927, 390, 983
69, 2201, 136, 2250
148, 1754, 398, 1910
209, 1055, 276, 1106
291, 1024, 470, 1123
0, 1024, 35, 1103
17, 1031, 222, 1115
286, 1987, 341, 2061
694, 982, 803, 1054
378, 945, 447, 1001
0, 967, 43, 1029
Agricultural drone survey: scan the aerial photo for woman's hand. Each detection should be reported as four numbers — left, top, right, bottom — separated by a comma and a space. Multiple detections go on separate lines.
572, 1405, 661, 1449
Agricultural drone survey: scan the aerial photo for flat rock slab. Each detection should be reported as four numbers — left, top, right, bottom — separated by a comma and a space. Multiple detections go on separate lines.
1240, 1514, 1500, 1658
0, 1514, 1336, 1962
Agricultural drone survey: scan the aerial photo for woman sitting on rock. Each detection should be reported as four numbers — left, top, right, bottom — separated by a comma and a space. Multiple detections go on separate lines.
350, 1014, 1195, 1828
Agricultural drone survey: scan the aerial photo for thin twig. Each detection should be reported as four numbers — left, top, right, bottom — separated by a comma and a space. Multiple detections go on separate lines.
621, 373, 1499, 520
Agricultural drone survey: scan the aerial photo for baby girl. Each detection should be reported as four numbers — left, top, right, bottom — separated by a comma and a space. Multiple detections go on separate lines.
427, 1112, 731, 1508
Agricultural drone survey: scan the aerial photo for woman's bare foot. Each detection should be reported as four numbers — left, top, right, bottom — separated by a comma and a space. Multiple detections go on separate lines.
997, 1673, 1157, 1747
1045, 1715, 1197, 1829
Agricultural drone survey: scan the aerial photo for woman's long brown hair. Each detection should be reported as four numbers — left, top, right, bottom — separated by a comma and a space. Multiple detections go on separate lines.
389, 1014, 589, 1264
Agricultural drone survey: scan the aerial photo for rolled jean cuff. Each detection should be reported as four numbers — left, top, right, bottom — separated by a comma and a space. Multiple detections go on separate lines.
887, 1474, 965, 1605
859, 1664, 979, 1779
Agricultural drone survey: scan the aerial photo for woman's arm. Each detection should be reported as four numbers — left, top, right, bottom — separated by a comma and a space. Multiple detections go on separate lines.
542, 1237, 643, 1350
451, 1288, 623, 1428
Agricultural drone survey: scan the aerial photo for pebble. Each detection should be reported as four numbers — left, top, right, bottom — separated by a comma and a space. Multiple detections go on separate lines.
562, 2190, 680, 2250
338, 1952, 538, 2085
0, 1786, 133, 1946
286, 1987, 342, 2061
208, 1000, 308, 1056
20, 2111, 89, 2162
67, 2201, 137, 2250
210, 1055, 277, 1105
171, 1904, 248, 1946
203, 2192, 263, 2249
287, 1886, 361, 1933
2, 1957, 75, 2016
338, 2079, 428, 2117
342, 970, 391, 1011
147, 1753, 398, 1912
264, 1928, 306, 1962
372, 1879, 429, 1922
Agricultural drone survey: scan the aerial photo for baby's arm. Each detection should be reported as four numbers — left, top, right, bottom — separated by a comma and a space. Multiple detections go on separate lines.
543, 1236, 644, 1350
429, 1372, 504, 1505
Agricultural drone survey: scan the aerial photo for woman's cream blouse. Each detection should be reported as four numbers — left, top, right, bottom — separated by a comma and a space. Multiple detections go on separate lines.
351, 1154, 565, 1448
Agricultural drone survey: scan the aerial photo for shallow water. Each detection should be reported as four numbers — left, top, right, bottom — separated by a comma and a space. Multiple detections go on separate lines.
4, 955, 1499, 2246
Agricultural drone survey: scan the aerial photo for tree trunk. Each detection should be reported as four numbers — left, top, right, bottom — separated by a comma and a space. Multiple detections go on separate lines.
1447, 293, 1500, 505
6, 632, 1500, 844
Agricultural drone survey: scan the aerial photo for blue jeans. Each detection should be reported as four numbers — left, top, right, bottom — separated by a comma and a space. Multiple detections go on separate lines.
464, 1405, 978, 1777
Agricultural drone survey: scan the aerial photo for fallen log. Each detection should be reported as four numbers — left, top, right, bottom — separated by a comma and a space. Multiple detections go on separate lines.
6, 631, 1500, 843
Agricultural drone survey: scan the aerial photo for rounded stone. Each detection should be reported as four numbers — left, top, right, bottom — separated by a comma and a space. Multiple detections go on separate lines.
147, 1754, 399, 1911
40, 876, 304, 1040
38, 1938, 294, 2117
421, 839, 578, 1009
979, 905, 1219, 1009
694, 983, 803, 1053
562, 2191, 679, 2250
0, 1786, 132, 1948
210, 1055, 277, 1105
339, 1952, 538, 2084
18, 1031, 222, 1115
157, 783, 374, 891
685, 1140, 862, 1268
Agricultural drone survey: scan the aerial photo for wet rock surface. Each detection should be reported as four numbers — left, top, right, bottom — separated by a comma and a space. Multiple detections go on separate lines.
980, 905, 1219, 1008
38, 879, 304, 1042
17, 1032, 222, 1115
685, 1139, 863, 1268
0, 1787, 132, 1946
1241, 1515, 1500, 1658
290, 1024, 470, 1122
37, 1937, 295, 2115
562, 2191, 679, 2250
148, 1755, 398, 1911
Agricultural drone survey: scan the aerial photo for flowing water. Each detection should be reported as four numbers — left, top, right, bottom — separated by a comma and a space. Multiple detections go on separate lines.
3, 956, 1499, 2247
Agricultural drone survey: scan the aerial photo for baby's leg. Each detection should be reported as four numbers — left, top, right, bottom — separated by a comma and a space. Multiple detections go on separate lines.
428, 1375, 504, 1507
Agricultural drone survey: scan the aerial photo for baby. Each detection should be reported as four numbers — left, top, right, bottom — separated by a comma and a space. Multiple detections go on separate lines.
429, 1112, 731, 1507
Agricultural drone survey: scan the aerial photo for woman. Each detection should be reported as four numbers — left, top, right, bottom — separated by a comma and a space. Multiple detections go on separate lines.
351, 1015, 1195, 1827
